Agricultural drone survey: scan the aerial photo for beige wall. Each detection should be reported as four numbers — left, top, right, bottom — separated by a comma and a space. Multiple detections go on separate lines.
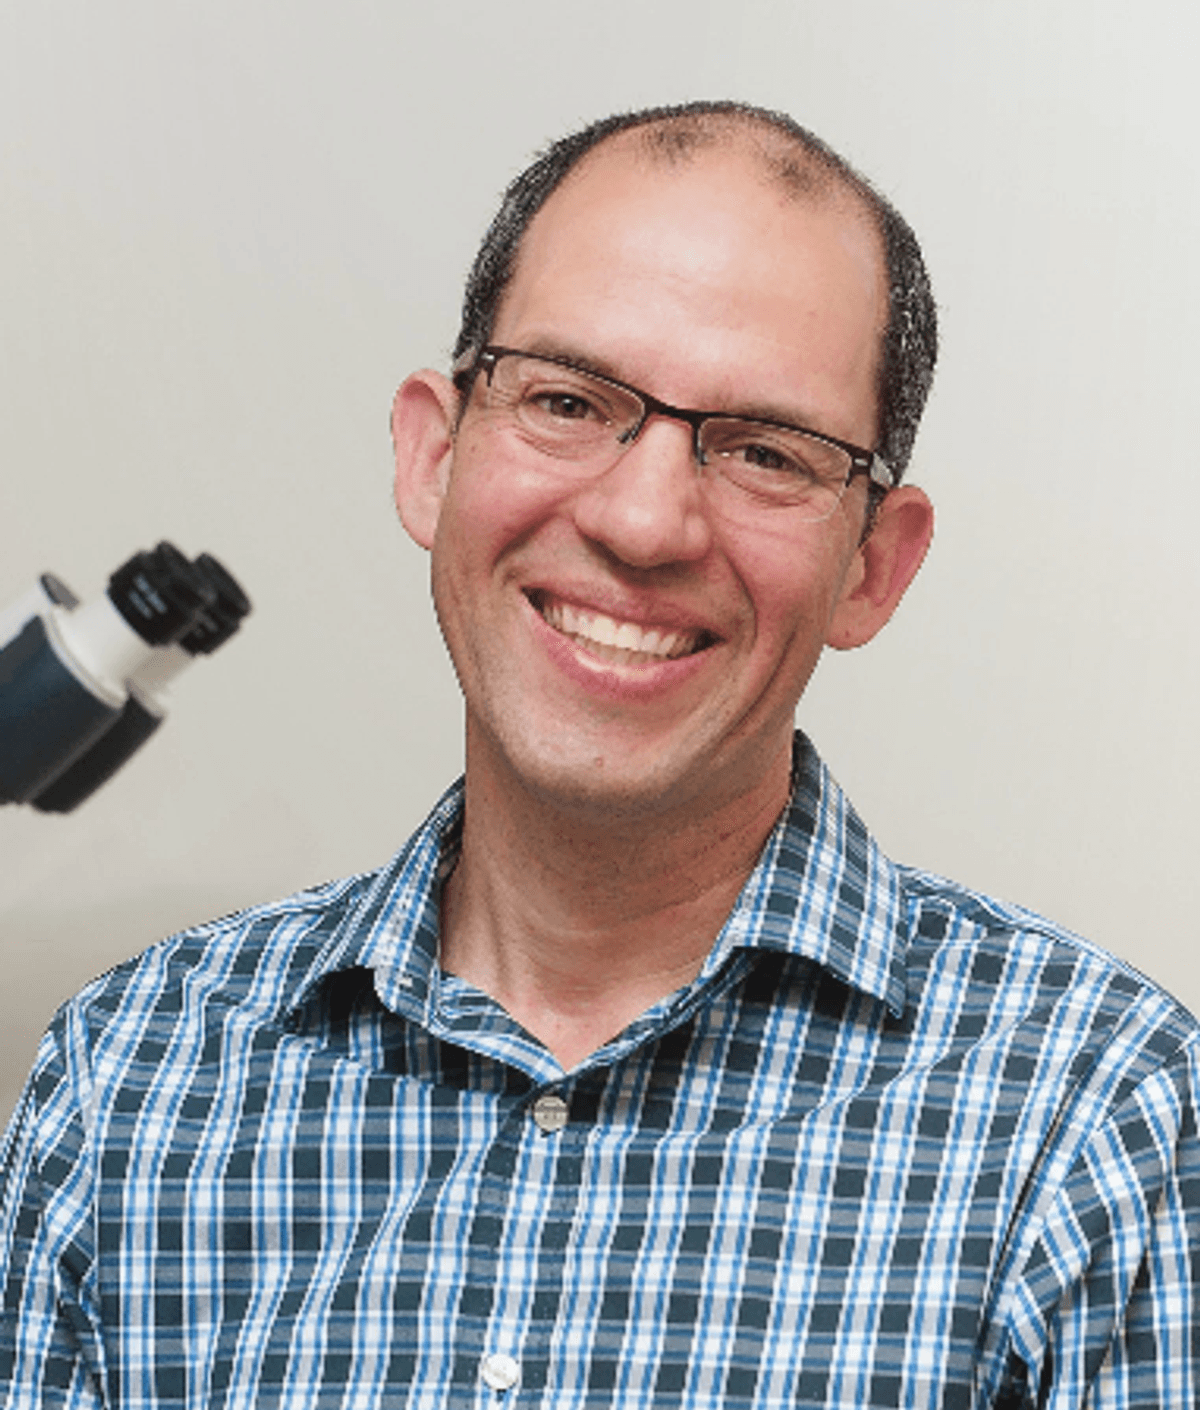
2, 0, 1197, 1122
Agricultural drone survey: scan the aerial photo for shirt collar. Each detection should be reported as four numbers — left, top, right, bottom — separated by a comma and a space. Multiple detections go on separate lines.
282, 733, 909, 1025
710, 735, 909, 1017
280, 781, 459, 1025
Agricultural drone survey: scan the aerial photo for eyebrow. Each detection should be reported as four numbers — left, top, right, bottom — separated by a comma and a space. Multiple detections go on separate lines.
513, 338, 831, 433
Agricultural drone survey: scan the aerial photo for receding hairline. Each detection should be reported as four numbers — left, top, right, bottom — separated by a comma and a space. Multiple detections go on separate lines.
455, 104, 891, 371
552, 110, 878, 220
628, 110, 843, 201
496, 112, 891, 415
507, 111, 888, 311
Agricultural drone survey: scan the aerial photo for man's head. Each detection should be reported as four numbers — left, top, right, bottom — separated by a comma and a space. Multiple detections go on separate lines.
393, 105, 935, 826
453, 101, 937, 483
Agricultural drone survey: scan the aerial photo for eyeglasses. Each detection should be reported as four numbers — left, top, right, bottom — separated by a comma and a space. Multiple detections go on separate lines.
453, 346, 894, 522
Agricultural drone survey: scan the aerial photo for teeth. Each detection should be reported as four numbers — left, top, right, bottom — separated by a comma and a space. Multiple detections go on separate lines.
539, 597, 701, 662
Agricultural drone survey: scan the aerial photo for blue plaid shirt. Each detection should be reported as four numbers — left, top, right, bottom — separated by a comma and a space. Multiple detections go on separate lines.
2, 737, 1198, 1408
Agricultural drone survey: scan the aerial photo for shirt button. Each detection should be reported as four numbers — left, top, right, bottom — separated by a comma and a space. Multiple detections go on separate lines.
481, 1352, 520, 1391
531, 1093, 569, 1133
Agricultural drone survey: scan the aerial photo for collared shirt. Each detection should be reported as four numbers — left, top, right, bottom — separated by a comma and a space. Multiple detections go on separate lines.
2, 736, 1198, 1409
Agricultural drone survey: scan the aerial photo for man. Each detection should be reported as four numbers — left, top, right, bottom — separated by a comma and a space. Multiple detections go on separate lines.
1, 102, 1196, 1408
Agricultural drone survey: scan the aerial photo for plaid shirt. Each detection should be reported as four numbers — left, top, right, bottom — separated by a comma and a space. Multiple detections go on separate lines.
2, 736, 1198, 1408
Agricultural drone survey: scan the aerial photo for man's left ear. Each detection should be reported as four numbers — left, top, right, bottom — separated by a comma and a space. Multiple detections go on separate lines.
826, 485, 934, 650
391, 370, 459, 551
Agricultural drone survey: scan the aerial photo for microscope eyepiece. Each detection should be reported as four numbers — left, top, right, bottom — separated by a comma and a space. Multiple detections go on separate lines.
107, 542, 218, 646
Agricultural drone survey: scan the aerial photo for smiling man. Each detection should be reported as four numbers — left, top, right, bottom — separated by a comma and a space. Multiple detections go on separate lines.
391, 122, 933, 1074
2, 103, 1198, 1409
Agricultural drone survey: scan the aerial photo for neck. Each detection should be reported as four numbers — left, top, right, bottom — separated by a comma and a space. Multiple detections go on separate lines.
439, 728, 793, 1070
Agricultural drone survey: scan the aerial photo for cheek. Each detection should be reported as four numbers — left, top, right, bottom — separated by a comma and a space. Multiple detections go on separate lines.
726, 520, 861, 647
439, 429, 569, 561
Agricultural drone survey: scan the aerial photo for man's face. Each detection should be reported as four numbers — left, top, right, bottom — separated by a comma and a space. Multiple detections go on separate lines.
402, 140, 909, 825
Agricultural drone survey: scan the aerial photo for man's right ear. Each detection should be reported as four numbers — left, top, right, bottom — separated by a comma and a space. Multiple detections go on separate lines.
391, 370, 459, 550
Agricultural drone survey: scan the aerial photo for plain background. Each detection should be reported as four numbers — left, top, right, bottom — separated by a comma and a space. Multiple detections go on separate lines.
1, 1, 1197, 1124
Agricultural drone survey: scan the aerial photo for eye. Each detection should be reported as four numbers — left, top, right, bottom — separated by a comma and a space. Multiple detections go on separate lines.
710, 433, 822, 485
515, 370, 620, 431
736, 441, 807, 476
527, 389, 602, 423
700, 419, 852, 506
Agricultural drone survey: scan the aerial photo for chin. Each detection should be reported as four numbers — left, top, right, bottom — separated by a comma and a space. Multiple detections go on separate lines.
479, 714, 785, 829
526, 742, 687, 818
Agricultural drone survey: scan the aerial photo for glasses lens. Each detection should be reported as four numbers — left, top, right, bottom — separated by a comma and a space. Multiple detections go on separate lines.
483, 355, 641, 463
700, 419, 851, 519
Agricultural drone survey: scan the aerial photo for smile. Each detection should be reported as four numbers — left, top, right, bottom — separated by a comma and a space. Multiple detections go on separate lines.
532, 593, 713, 667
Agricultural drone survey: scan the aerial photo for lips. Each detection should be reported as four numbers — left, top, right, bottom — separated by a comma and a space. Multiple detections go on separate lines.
530, 591, 714, 667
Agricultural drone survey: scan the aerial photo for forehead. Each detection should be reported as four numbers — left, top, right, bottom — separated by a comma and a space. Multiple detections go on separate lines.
493, 135, 888, 430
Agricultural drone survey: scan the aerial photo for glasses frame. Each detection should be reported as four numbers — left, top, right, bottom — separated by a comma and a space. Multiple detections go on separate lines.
453, 345, 896, 502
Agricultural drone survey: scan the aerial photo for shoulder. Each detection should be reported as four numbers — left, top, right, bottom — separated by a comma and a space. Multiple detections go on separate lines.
0, 865, 388, 1268
26, 780, 464, 1132
40, 867, 381, 1097
894, 863, 1199, 1092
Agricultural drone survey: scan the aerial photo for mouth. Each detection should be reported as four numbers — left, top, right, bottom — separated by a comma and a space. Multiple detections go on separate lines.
529, 591, 715, 667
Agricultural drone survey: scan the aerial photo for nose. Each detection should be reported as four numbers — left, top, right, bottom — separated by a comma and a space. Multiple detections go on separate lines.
569, 416, 714, 569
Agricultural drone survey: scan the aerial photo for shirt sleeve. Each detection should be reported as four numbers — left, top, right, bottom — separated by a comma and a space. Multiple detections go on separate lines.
1003, 1034, 1200, 1408
0, 1010, 108, 1407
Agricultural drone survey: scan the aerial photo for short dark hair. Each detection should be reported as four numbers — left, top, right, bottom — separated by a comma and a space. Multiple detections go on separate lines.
453, 101, 937, 480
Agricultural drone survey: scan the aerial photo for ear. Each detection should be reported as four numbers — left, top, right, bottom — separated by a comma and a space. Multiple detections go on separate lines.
826, 485, 934, 650
391, 370, 459, 550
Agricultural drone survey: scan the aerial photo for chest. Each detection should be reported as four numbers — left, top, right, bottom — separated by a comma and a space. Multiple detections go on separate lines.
93, 986, 1051, 1408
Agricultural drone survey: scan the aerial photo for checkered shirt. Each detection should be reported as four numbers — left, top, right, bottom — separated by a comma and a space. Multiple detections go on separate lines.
2, 736, 1198, 1408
